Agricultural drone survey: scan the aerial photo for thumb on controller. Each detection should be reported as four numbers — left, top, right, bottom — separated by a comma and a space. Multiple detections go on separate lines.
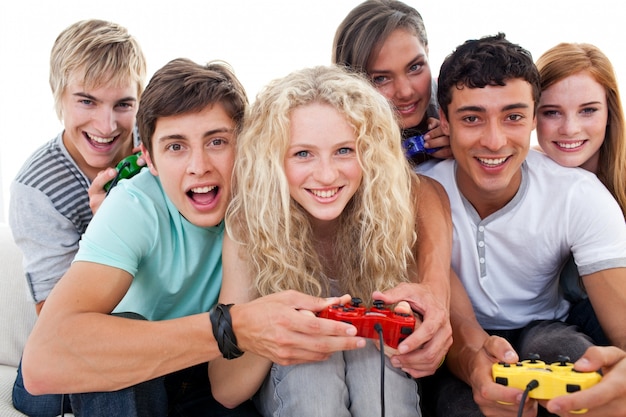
484, 335, 518, 364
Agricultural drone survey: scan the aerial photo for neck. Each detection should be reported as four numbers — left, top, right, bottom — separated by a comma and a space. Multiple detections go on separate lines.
579, 151, 600, 175
457, 170, 522, 219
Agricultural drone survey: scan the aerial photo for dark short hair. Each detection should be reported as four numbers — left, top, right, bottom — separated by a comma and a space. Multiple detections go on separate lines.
137, 58, 248, 155
437, 33, 540, 118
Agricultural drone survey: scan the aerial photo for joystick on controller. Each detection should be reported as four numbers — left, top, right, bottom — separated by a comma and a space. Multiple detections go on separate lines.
318, 297, 415, 348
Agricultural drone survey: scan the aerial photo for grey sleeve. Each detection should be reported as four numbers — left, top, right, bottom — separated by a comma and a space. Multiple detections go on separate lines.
9, 181, 83, 303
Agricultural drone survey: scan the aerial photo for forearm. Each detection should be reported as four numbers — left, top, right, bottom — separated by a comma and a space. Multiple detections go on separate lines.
446, 272, 489, 384
414, 175, 453, 308
584, 268, 626, 349
209, 353, 271, 408
23, 312, 219, 394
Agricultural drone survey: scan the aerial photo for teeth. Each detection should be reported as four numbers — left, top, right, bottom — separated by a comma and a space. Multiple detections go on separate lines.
557, 141, 584, 149
190, 186, 216, 193
311, 188, 338, 198
87, 133, 115, 144
477, 157, 507, 166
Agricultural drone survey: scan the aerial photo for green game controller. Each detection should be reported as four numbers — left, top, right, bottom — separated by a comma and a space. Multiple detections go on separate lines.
104, 152, 143, 193
104, 152, 144, 192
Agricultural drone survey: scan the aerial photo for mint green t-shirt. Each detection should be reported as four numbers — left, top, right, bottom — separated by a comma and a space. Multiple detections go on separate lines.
74, 169, 223, 321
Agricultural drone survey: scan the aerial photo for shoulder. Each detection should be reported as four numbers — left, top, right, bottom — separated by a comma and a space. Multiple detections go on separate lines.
14, 134, 88, 193
415, 173, 448, 200
15, 134, 63, 174
414, 159, 456, 199
415, 158, 453, 176
412, 172, 452, 215
526, 149, 604, 188
111, 169, 161, 202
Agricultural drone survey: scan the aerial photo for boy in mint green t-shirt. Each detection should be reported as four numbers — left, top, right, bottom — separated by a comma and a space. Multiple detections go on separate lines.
21, 58, 364, 417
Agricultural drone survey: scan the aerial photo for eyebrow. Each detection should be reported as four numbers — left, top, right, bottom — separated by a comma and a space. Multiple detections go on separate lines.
156, 127, 234, 143
456, 103, 530, 113
368, 53, 426, 74
72, 92, 137, 103
289, 138, 356, 148
539, 100, 603, 109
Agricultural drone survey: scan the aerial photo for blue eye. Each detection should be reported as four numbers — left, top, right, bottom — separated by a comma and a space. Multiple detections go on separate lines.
581, 107, 598, 115
371, 75, 388, 85
409, 63, 422, 73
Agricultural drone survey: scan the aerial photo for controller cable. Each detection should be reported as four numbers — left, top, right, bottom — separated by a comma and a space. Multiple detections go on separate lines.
374, 323, 385, 417
518, 379, 539, 417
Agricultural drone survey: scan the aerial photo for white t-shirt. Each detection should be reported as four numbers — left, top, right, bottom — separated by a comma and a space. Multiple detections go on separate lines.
418, 150, 626, 330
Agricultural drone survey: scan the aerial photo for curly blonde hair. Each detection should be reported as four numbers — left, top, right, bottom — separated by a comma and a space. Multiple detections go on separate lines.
227, 65, 419, 303
537, 43, 626, 219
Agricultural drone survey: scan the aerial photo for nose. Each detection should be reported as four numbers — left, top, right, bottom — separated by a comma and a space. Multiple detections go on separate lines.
186, 148, 213, 176
313, 156, 339, 184
393, 75, 415, 101
92, 107, 117, 135
480, 121, 507, 151
558, 115, 582, 137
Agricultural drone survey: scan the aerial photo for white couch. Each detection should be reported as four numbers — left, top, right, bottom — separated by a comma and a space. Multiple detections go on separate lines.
0, 224, 73, 417
0, 223, 36, 416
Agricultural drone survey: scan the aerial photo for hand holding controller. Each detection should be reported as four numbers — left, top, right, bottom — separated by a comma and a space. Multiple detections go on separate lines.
318, 297, 415, 348
402, 134, 441, 157
104, 152, 145, 192
493, 355, 602, 414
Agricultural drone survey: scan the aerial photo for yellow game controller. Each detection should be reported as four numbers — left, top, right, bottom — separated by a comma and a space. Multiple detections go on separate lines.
493, 356, 602, 414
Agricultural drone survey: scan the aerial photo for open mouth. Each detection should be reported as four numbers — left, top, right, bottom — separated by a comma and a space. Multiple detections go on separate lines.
555, 140, 585, 150
187, 185, 219, 205
309, 187, 340, 198
395, 102, 417, 115
477, 156, 508, 167
85, 132, 118, 148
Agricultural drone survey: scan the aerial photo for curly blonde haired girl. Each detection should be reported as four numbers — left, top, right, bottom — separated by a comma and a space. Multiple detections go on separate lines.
209, 65, 453, 417
228, 65, 418, 301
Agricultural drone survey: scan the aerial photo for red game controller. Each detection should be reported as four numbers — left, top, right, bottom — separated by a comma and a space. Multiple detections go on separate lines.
318, 297, 416, 348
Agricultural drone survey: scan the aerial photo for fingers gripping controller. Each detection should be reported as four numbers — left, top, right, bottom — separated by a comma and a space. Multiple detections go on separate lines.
104, 152, 145, 192
402, 134, 441, 158
318, 297, 416, 348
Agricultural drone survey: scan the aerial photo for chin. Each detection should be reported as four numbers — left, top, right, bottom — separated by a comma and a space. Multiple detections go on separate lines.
401, 114, 423, 130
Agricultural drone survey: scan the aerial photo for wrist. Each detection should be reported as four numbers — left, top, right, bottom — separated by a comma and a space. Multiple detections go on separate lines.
209, 304, 244, 360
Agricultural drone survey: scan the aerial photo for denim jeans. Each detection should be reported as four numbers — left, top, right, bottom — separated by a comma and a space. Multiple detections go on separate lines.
254, 341, 421, 417
14, 360, 259, 417
162, 362, 260, 417
421, 320, 595, 417
566, 298, 610, 346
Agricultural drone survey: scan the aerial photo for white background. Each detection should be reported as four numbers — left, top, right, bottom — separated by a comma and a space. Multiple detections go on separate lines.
1, 0, 624, 221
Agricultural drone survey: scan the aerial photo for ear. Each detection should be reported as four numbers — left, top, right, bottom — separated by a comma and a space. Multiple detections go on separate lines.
438, 108, 450, 135
140, 143, 159, 176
